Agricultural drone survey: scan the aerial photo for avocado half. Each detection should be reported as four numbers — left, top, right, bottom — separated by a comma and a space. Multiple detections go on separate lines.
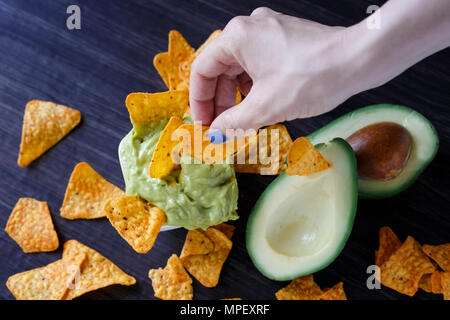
246, 138, 357, 281
308, 104, 438, 199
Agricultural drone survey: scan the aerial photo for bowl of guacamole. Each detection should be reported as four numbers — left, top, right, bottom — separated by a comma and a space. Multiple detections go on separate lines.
118, 116, 239, 230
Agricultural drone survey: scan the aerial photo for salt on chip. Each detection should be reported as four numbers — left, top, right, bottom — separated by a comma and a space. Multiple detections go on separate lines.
62, 240, 136, 300
234, 124, 293, 175
126, 91, 189, 126
422, 243, 450, 272
180, 227, 232, 288
286, 137, 331, 176
105, 195, 166, 254
380, 236, 436, 296
149, 116, 184, 178
6, 252, 85, 300
375, 226, 402, 266
441, 272, 450, 300
5, 198, 59, 253
18, 100, 81, 167
275, 274, 323, 300
60, 162, 124, 219
319, 282, 347, 300
148, 254, 193, 300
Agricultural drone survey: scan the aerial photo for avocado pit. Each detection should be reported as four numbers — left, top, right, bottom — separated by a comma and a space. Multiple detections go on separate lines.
346, 122, 412, 181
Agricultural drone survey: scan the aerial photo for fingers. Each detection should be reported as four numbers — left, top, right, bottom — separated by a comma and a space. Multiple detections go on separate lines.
189, 34, 241, 125
210, 86, 281, 133
214, 74, 239, 118
237, 72, 252, 96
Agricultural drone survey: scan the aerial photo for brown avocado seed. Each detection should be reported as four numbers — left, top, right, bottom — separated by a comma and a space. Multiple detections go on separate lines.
346, 122, 412, 181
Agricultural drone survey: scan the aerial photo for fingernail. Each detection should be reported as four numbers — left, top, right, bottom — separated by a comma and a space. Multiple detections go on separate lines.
209, 129, 227, 144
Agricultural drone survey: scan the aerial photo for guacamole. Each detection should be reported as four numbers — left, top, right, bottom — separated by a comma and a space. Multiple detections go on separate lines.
118, 118, 239, 230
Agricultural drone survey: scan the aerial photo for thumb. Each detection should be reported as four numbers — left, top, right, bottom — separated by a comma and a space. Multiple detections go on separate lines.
210, 87, 280, 135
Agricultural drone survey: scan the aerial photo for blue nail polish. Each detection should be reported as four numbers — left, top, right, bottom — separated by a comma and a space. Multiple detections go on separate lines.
209, 129, 227, 144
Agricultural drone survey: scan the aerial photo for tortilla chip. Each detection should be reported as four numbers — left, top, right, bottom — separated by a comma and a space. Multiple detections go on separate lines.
17, 100, 81, 167
180, 228, 232, 288
234, 124, 292, 175
180, 229, 214, 257
5, 198, 59, 253
430, 271, 443, 294
422, 243, 450, 272
441, 272, 450, 300
168, 30, 195, 90
175, 123, 210, 162
319, 282, 347, 300
60, 162, 124, 219
6, 252, 85, 300
62, 240, 136, 299
419, 273, 433, 293
213, 223, 235, 239
286, 137, 331, 176
105, 195, 166, 254
153, 52, 171, 88
149, 116, 184, 178
148, 254, 193, 300
126, 91, 189, 126
175, 123, 244, 164
380, 236, 436, 296
275, 275, 323, 300
375, 226, 402, 266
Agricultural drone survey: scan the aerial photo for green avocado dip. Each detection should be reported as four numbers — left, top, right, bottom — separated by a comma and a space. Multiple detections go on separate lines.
118, 117, 239, 230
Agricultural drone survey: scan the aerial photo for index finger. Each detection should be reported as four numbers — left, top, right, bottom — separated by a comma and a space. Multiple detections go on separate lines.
189, 35, 241, 125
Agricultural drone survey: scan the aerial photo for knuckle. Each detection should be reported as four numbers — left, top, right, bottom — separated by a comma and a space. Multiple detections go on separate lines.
251, 7, 272, 17
225, 16, 249, 34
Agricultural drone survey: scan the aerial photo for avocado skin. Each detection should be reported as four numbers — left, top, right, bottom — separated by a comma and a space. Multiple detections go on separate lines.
246, 138, 358, 281
308, 104, 439, 199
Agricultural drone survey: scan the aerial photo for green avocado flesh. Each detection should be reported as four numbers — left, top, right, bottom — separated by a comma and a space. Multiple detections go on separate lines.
308, 104, 438, 199
118, 118, 238, 230
246, 138, 357, 281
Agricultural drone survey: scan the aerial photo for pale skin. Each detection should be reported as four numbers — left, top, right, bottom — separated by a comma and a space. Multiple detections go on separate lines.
189, 0, 450, 137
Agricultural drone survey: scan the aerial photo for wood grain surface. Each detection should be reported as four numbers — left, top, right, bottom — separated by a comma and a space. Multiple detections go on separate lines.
0, 0, 449, 300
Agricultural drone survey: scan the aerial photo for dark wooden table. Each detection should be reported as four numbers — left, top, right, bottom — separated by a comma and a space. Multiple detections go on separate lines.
0, 0, 449, 300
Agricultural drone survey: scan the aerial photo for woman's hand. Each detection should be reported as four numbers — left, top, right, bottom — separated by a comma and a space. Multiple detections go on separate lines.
189, 2, 450, 136
189, 7, 353, 134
